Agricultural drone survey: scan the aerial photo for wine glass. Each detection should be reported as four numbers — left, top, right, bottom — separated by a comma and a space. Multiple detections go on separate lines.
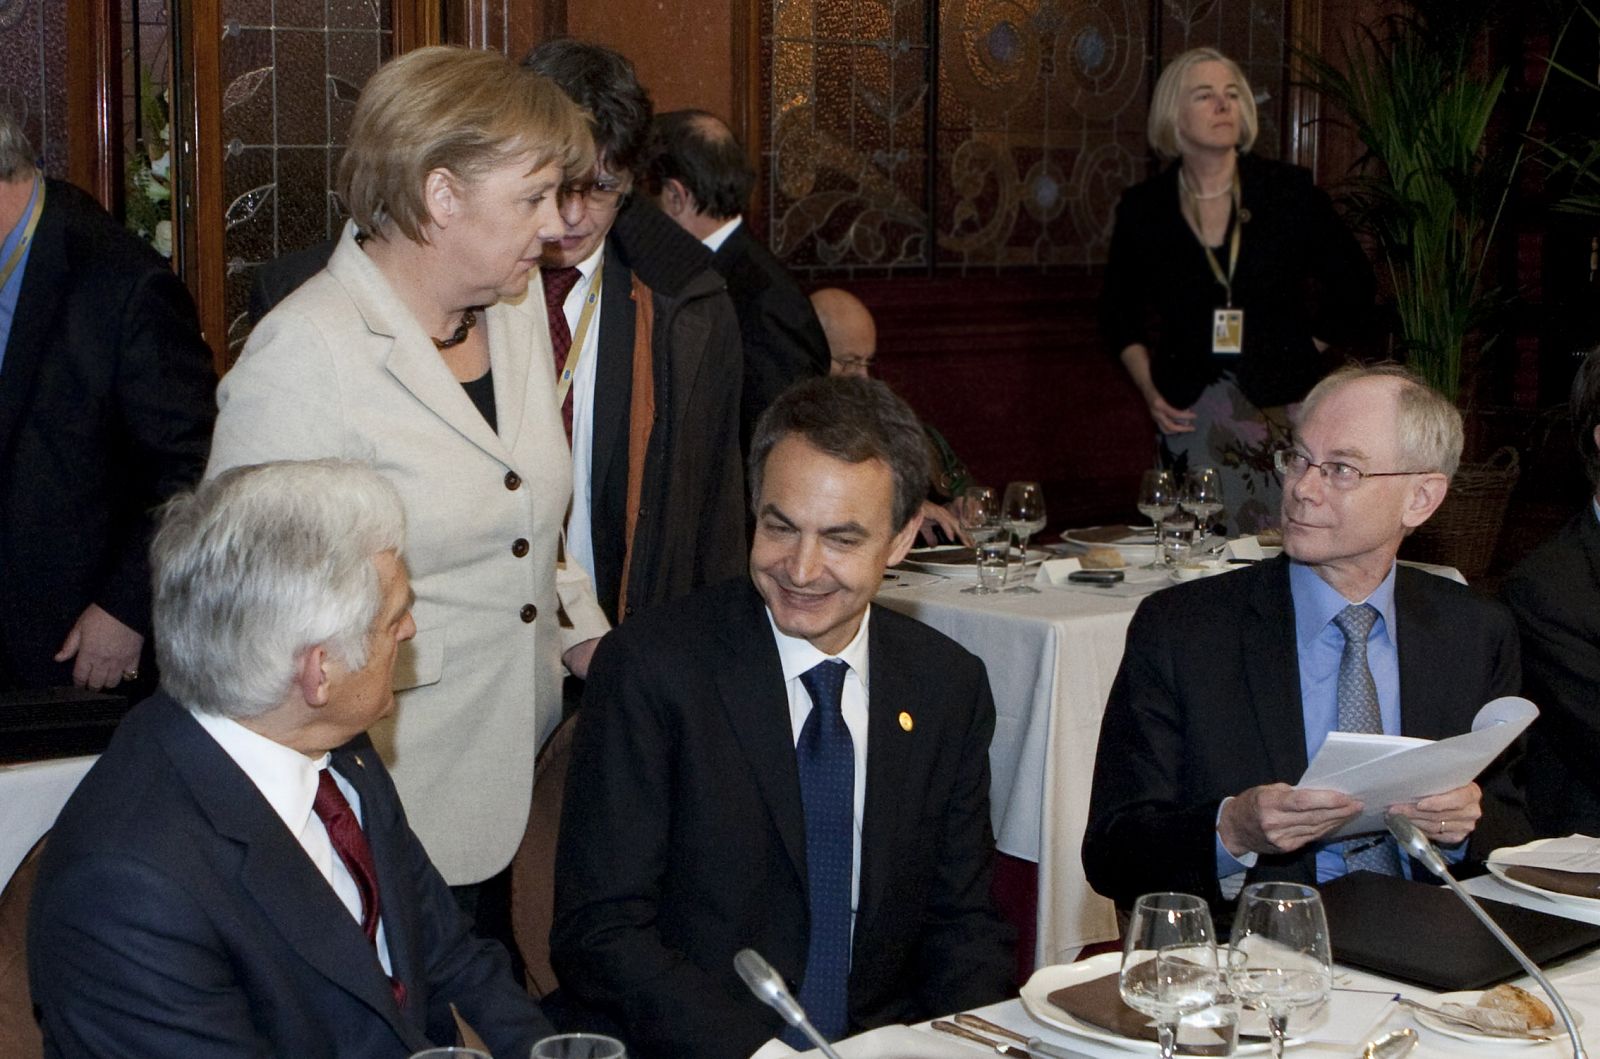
958, 484, 1006, 595
410, 1050, 490, 1059
1120, 893, 1221, 1059
1183, 467, 1225, 537
1000, 481, 1046, 594
530, 1034, 627, 1059
1228, 882, 1333, 1059
1137, 469, 1177, 569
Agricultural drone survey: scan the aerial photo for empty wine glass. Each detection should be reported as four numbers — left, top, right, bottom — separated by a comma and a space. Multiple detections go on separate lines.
958, 485, 1006, 595
1228, 882, 1333, 1059
1121, 893, 1221, 1059
1183, 467, 1225, 536
1001, 481, 1046, 594
530, 1034, 627, 1059
1137, 469, 1177, 569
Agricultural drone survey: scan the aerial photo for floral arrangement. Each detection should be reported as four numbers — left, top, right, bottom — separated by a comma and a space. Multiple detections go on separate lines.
125, 66, 173, 258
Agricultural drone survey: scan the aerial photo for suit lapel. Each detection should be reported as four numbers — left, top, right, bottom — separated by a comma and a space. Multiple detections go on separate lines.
1580, 510, 1600, 597
588, 243, 634, 517
0, 180, 64, 465
856, 606, 913, 930
1241, 560, 1311, 778
153, 697, 421, 1046
1394, 569, 1456, 739
714, 584, 808, 883
487, 292, 535, 455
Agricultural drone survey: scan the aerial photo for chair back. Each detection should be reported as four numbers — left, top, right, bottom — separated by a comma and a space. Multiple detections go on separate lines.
510, 713, 580, 995
0, 835, 47, 1059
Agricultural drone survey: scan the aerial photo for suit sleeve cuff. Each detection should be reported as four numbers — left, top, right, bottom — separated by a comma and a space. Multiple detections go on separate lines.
1216, 797, 1259, 876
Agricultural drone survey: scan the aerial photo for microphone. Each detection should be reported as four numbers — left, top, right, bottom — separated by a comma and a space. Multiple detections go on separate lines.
733, 948, 847, 1059
1385, 813, 1588, 1058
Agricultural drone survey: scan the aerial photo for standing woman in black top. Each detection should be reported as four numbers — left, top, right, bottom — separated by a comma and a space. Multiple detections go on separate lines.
1101, 48, 1374, 532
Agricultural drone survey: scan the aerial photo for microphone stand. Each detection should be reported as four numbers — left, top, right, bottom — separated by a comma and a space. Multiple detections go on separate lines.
1385, 813, 1588, 1059
734, 948, 848, 1059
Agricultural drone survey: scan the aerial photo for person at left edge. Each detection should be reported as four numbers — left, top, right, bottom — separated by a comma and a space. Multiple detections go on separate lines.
29, 459, 557, 1058
0, 103, 214, 695
205, 48, 610, 910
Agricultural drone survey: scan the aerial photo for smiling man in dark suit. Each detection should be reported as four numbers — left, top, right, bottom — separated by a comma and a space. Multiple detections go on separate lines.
1085, 364, 1526, 912
551, 376, 1014, 1059
29, 460, 554, 1058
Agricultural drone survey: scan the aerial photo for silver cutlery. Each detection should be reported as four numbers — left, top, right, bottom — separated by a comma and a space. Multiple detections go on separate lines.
1360, 1027, 1417, 1058
930, 1016, 1082, 1058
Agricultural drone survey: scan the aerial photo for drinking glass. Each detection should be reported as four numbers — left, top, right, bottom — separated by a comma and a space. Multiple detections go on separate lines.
1137, 469, 1177, 569
410, 1050, 490, 1059
1161, 509, 1199, 568
1228, 882, 1333, 1059
1000, 481, 1046, 594
530, 1034, 627, 1059
1183, 467, 1225, 536
958, 485, 1005, 595
1120, 893, 1221, 1059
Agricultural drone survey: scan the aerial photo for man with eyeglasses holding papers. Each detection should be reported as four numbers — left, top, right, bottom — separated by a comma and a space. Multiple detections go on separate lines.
1084, 364, 1527, 911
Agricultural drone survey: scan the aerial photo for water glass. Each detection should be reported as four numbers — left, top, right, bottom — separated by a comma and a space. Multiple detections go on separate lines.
974, 537, 1009, 592
530, 1034, 627, 1059
958, 485, 1005, 594
1001, 481, 1046, 594
1228, 883, 1332, 1059
1183, 467, 1225, 533
1137, 469, 1177, 569
410, 1050, 490, 1059
1121, 893, 1220, 1059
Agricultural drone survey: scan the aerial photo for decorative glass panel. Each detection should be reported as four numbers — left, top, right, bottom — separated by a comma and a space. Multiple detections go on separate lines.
0, 0, 70, 176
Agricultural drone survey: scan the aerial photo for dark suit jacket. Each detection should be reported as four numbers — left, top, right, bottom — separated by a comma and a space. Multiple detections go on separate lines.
248, 238, 336, 324
588, 202, 746, 623
1083, 558, 1525, 912
551, 579, 1015, 1059
1503, 508, 1600, 837
28, 693, 553, 1058
0, 180, 216, 690
708, 222, 829, 452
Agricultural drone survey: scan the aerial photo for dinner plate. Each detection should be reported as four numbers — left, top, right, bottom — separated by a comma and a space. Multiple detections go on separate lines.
1488, 839, 1600, 912
1061, 526, 1158, 562
1409, 991, 1572, 1046
899, 547, 1047, 576
1019, 952, 1286, 1054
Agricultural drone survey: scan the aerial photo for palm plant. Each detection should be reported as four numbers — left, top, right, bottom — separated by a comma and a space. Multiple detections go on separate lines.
1534, 3, 1600, 217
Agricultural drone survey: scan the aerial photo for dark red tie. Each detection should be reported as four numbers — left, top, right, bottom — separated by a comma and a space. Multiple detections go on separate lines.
541, 266, 583, 441
314, 768, 407, 1008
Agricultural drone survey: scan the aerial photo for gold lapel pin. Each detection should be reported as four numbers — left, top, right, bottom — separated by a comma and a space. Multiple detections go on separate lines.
898, 711, 914, 732
352, 753, 365, 769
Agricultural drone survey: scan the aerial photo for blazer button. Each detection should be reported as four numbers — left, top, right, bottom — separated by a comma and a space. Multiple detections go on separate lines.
504, 471, 522, 490
520, 604, 537, 623
511, 538, 530, 558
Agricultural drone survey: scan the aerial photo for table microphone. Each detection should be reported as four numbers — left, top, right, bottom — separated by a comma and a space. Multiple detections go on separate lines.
734, 948, 847, 1059
1385, 812, 1588, 1058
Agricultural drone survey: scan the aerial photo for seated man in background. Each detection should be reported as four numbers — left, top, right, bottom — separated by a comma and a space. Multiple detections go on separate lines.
810, 287, 968, 543
1503, 347, 1600, 838
29, 460, 554, 1058
1084, 364, 1526, 911
645, 108, 828, 452
551, 377, 1014, 1059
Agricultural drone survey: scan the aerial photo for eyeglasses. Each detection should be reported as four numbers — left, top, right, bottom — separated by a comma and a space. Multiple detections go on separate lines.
1273, 448, 1435, 490
559, 176, 629, 213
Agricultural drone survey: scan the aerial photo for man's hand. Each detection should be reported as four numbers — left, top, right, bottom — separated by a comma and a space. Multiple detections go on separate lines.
54, 604, 144, 691
917, 499, 968, 546
1218, 783, 1363, 857
1389, 782, 1482, 847
562, 636, 603, 681
1144, 388, 1198, 435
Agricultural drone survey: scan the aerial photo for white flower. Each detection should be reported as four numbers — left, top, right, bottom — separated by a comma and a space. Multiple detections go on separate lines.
151, 151, 170, 179
153, 219, 172, 258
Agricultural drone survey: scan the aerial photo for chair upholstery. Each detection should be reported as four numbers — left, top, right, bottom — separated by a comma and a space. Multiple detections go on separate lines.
510, 713, 580, 996
0, 835, 47, 1059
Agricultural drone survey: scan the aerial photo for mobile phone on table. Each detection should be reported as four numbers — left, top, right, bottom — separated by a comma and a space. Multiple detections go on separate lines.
1068, 569, 1124, 584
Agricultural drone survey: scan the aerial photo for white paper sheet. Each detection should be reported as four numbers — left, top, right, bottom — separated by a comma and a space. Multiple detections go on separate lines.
1295, 696, 1538, 838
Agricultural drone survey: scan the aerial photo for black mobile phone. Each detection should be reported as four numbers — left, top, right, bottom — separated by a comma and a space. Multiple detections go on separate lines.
1068, 569, 1125, 584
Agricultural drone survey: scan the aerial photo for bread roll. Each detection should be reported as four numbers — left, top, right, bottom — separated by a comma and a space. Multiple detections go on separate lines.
1477, 983, 1556, 1030
1079, 547, 1125, 570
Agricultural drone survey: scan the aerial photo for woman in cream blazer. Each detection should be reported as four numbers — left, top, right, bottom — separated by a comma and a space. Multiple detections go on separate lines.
206, 48, 609, 889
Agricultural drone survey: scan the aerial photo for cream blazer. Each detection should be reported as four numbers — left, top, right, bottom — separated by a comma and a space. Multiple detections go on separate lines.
207, 224, 610, 884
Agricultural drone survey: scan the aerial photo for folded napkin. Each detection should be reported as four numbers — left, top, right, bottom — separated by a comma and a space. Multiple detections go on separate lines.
1493, 836, 1600, 897
1047, 972, 1234, 1055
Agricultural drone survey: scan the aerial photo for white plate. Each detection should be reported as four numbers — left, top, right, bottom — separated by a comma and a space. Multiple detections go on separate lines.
1487, 838, 1600, 912
1062, 526, 1158, 562
1168, 561, 1235, 584
900, 547, 1047, 576
1410, 991, 1572, 1046
1019, 952, 1284, 1054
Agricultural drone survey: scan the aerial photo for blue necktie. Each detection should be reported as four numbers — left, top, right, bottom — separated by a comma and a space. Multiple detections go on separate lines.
783, 659, 854, 1046
1332, 604, 1403, 876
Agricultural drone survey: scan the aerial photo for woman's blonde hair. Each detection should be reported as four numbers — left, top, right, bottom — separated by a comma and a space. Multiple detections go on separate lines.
339, 46, 594, 243
1146, 47, 1258, 160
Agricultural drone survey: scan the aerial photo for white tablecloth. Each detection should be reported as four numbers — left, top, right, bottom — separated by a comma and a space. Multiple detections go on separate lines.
0, 755, 95, 891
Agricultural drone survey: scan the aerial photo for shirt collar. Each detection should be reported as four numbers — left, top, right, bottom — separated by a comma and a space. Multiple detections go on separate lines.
574, 241, 607, 282
701, 215, 742, 253
1289, 558, 1399, 646
189, 708, 330, 838
765, 603, 872, 692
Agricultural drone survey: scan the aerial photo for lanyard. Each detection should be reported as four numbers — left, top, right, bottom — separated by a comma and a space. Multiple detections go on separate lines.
1181, 166, 1241, 308
554, 266, 604, 408
0, 174, 44, 293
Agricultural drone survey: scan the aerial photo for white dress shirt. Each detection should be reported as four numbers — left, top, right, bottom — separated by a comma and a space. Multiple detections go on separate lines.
701, 215, 742, 253
765, 606, 871, 919
189, 709, 392, 973
562, 243, 608, 588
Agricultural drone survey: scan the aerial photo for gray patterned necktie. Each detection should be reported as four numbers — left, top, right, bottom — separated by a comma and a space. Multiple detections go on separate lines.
1332, 604, 1404, 876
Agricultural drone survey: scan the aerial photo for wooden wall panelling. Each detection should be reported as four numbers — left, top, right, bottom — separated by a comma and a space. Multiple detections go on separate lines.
64, 0, 122, 213
396, 0, 445, 54
171, 0, 226, 373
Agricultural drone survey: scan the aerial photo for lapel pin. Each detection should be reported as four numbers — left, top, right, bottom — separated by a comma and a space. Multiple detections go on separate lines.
898, 711, 914, 732
352, 753, 365, 769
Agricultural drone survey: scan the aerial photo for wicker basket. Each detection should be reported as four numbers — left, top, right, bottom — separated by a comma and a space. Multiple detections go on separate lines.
1400, 446, 1520, 583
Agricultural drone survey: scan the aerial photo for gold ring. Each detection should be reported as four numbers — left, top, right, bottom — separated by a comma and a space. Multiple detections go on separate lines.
122, 669, 139, 682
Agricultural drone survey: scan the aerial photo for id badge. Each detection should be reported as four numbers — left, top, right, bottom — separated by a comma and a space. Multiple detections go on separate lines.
1212, 308, 1244, 354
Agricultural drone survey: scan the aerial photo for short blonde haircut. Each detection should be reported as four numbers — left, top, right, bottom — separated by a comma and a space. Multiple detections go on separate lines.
1296, 364, 1464, 480
339, 46, 595, 243
1147, 47, 1258, 160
